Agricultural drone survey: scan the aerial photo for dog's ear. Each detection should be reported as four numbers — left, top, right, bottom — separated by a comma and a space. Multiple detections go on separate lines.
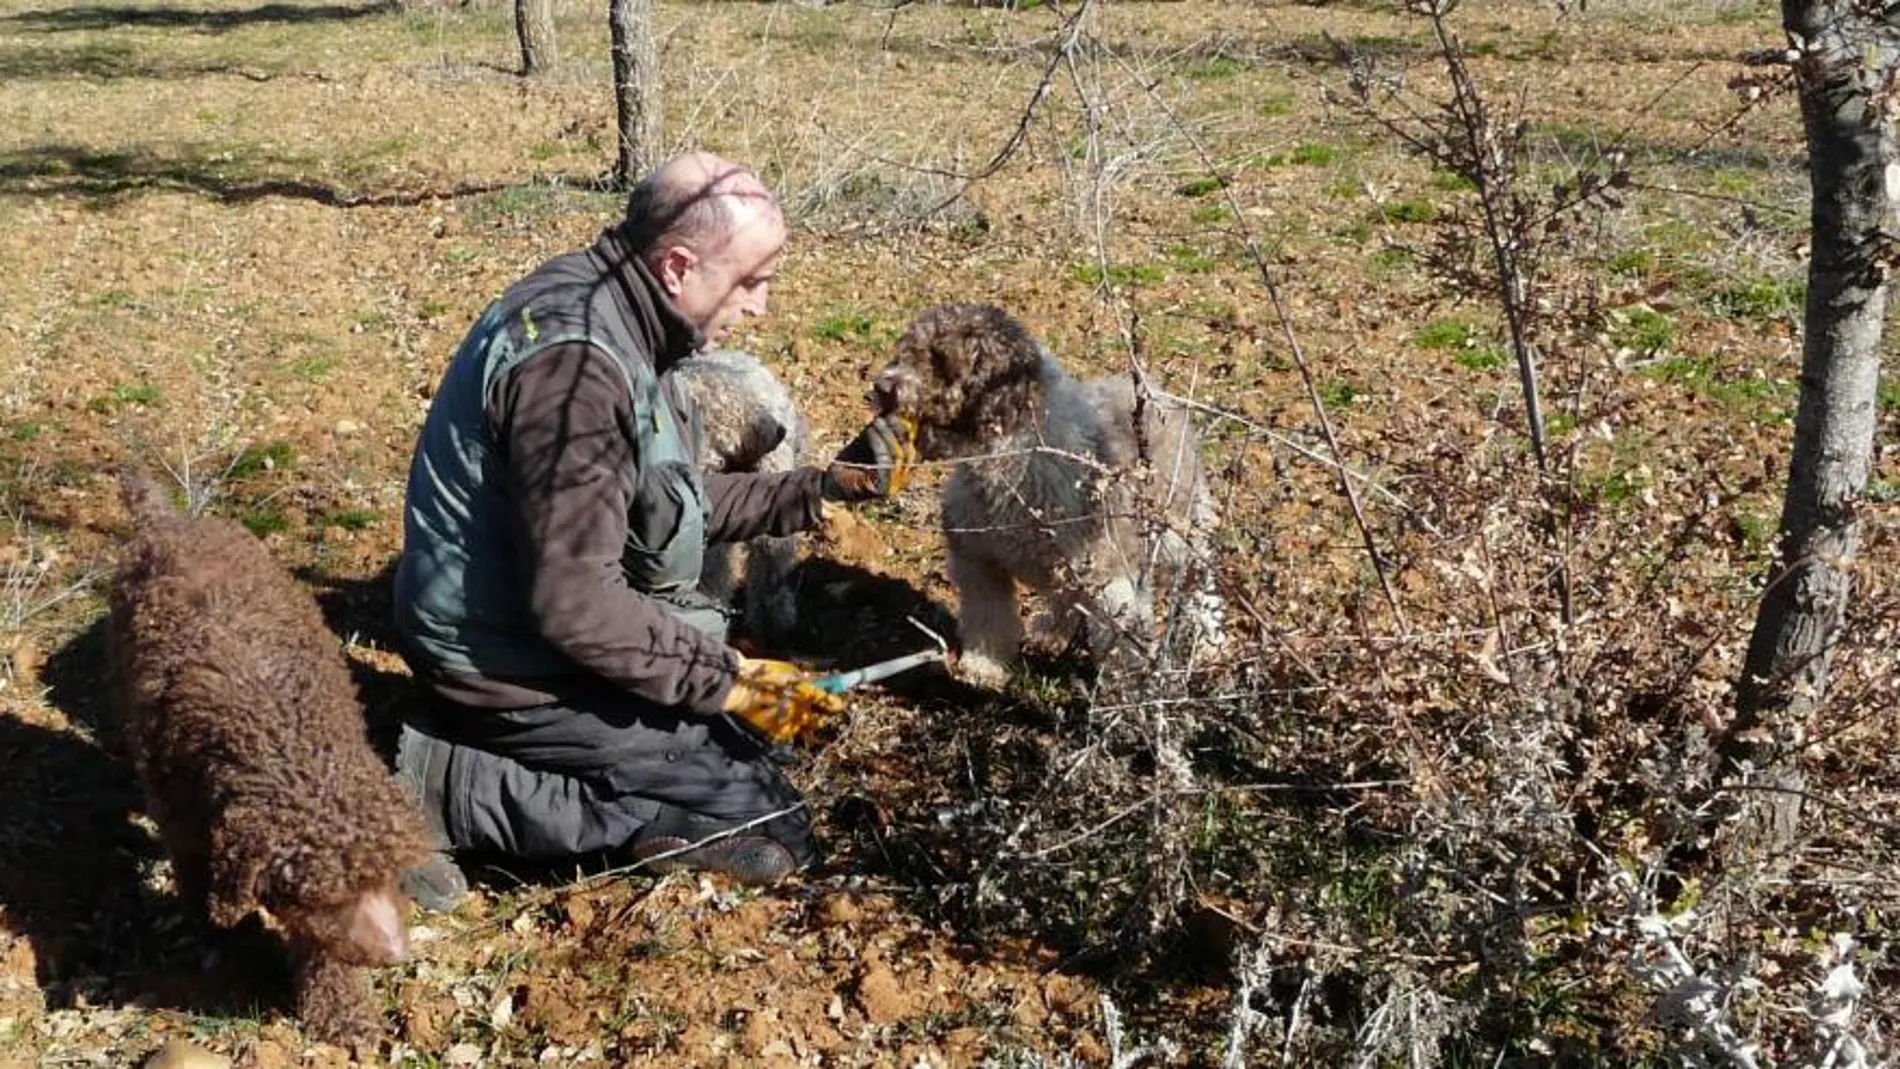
206, 819, 270, 927
725, 413, 789, 472
889, 303, 1050, 456
953, 305, 1047, 441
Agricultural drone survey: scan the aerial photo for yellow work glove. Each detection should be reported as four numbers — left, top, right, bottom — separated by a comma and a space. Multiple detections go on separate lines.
821, 414, 920, 501
721, 657, 847, 745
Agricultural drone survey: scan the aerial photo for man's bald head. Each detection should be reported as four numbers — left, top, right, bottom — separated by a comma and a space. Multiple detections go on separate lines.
625, 152, 789, 346
621, 151, 781, 262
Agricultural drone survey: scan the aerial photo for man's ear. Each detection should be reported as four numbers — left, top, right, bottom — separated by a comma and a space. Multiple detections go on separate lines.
654, 245, 697, 296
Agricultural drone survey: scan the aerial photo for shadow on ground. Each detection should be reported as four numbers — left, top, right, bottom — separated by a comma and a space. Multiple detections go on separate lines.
0, 41, 255, 81
0, 142, 515, 208
296, 558, 412, 761
1, 1, 396, 35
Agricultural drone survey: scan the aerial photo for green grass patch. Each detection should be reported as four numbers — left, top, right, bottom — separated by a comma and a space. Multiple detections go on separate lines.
1184, 55, 1246, 80
1732, 509, 1775, 556
1641, 353, 1792, 419
1323, 177, 1361, 201
1332, 220, 1374, 245
1610, 305, 1676, 355
1642, 219, 1713, 256
1415, 318, 1478, 350
324, 508, 377, 531
1711, 168, 1759, 196
1429, 170, 1477, 192
1368, 246, 1415, 275
10, 421, 43, 442
229, 440, 296, 479
1708, 276, 1804, 320
1454, 346, 1510, 371
1583, 464, 1648, 507
93, 289, 140, 309
238, 506, 289, 538
1866, 477, 1900, 504
1167, 245, 1218, 273
291, 354, 339, 381
1879, 377, 1900, 415
468, 184, 617, 229
1289, 143, 1338, 166
1175, 175, 1225, 198
86, 382, 161, 414
1191, 203, 1235, 225
812, 312, 876, 342
1317, 380, 1359, 409
1259, 90, 1295, 116
1378, 198, 1437, 224
1607, 248, 1655, 277
1070, 263, 1166, 287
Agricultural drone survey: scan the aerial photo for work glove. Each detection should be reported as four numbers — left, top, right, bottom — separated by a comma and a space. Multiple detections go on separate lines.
722, 657, 847, 745
822, 413, 919, 502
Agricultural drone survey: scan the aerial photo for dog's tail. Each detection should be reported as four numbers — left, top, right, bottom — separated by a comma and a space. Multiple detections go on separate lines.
119, 470, 182, 529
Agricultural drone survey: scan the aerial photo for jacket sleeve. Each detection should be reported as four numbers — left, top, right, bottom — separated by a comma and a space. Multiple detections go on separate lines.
704, 467, 827, 544
491, 343, 739, 714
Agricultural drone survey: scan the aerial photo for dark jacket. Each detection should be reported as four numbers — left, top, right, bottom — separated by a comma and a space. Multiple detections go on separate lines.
394, 226, 826, 715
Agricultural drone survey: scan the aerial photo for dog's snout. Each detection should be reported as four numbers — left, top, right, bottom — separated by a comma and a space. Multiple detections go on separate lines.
870, 367, 904, 413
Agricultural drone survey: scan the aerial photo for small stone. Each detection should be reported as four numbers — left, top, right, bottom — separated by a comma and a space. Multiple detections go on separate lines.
818, 894, 863, 926
560, 891, 595, 931
247, 1039, 290, 1069
854, 961, 913, 1024
142, 1040, 231, 1069
4, 636, 40, 690
333, 419, 363, 437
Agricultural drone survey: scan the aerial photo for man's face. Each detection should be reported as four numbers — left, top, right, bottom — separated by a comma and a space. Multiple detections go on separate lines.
659, 210, 786, 346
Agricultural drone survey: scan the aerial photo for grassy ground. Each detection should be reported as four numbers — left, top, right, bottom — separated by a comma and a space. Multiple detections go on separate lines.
2, 0, 1896, 1065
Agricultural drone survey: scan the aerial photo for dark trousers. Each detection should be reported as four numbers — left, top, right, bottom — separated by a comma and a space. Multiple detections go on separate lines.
397, 692, 815, 865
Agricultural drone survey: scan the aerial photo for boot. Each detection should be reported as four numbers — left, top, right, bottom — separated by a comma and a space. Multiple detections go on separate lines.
625, 803, 811, 886
394, 723, 470, 914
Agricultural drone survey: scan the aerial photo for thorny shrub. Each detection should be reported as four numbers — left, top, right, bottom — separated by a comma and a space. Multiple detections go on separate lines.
869, 4, 1897, 1065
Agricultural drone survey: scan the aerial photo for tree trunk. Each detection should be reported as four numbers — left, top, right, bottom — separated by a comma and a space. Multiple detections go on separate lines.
1723, 0, 1897, 858
514, 0, 557, 76
609, 0, 659, 188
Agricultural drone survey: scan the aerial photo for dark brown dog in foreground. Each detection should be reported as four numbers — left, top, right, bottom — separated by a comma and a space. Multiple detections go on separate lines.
107, 473, 429, 1049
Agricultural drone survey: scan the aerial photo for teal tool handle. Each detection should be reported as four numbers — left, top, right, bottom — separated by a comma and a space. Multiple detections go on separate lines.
812, 648, 945, 695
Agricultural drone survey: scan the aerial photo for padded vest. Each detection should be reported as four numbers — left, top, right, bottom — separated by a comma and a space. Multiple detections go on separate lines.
395, 245, 726, 687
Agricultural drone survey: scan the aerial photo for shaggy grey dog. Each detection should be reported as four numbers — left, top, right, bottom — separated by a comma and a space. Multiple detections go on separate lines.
665, 348, 808, 641
873, 303, 1225, 687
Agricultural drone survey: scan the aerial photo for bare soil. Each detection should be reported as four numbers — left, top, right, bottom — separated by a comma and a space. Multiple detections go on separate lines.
2, 0, 1894, 1065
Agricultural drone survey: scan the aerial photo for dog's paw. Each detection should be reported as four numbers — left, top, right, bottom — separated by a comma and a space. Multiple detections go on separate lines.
953, 650, 1013, 690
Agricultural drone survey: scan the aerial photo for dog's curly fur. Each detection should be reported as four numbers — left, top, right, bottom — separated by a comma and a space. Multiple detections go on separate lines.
106, 474, 429, 1049
666, 348, 808, 640
876, 303, 1225, 686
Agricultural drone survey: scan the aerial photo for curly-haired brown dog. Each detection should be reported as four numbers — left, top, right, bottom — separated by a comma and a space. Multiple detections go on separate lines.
107, 473, 429, 1049
874, 303, 1225, 687
665, 348, 808, 641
